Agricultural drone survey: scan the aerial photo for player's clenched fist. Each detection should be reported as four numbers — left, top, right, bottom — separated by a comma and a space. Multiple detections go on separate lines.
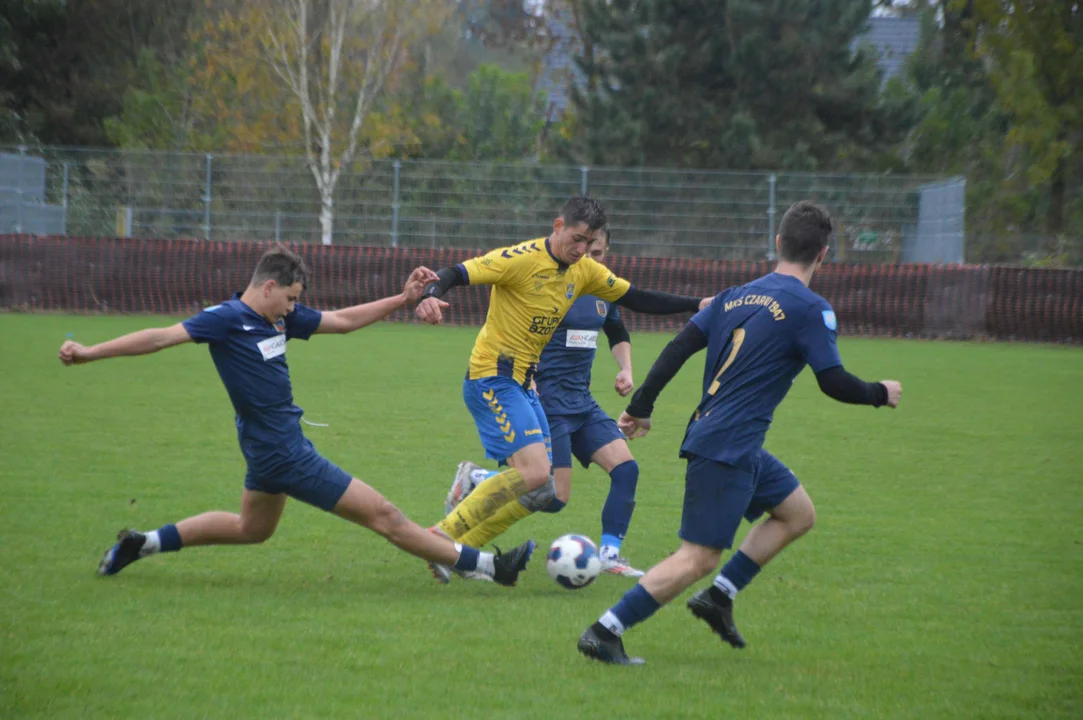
58, 340, 91, 366
698, 297, 713, 311
614, 369, 634, 397
415, 296, 449, 325
879, 380, 903, 408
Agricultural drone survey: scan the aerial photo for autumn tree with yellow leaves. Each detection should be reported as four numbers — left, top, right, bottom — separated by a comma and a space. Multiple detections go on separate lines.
259, 0, 449, 243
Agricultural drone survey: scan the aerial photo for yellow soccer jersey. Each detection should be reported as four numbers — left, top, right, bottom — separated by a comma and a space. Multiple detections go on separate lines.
458, 237, 632, 385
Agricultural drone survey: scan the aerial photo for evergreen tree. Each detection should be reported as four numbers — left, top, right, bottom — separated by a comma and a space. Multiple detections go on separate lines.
971, 0, 1082, 237
558, 0, 915, 170
902, 0, 1082, 263
1, 0, 201, 147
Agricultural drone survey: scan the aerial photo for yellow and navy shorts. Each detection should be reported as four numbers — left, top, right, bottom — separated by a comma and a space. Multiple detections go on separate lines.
463, 376, 552, 465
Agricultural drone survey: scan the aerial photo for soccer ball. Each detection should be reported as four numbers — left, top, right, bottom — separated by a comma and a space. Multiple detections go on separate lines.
546, 534, 602, 590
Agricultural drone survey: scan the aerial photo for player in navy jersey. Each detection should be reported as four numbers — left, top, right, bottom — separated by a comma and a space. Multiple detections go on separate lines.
446, 227, 648, 577
57, 245, 533, 586
577, 201, 903, 664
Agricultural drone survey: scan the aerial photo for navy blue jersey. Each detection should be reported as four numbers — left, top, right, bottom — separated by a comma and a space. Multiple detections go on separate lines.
680, 273, 841, 470
536, 295, 620, 415
181, 294, 322, 474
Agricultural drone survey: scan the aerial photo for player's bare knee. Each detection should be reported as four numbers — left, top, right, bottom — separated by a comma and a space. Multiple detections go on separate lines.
369, 499, 409, 540
382, 512, 412, 545
677, 543, 721, 578
791, 502, 816, 537
519, 463, 551, 491
692, 549, 722, 577
772, 488, 815, 539
780, 492, 815, 538
240, 521, 276, 544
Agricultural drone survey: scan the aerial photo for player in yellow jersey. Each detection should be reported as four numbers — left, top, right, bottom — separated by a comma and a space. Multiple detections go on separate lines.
414, 197, 710, 582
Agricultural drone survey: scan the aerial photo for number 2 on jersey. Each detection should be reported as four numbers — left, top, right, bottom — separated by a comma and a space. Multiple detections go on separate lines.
707, 328, 746, 395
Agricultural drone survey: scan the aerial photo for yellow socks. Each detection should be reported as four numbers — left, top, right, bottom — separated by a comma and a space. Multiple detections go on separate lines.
457, 500, 534, 548
437, 468, 528, 539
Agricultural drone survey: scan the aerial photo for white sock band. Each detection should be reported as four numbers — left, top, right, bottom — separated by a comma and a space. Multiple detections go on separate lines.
140, 530, 162, 557
713, 574, 738, 598
599, 611, 626, 636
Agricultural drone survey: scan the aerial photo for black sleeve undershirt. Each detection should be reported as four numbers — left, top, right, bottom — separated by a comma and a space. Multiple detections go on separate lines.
420, 265, 467, 301
814, 366, 888, 407
602, 315, 631, 349
614, 286, 701, 315
625, 322, 708, 418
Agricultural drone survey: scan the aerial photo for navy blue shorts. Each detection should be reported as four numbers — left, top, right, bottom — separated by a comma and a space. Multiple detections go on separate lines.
679, 450, 800, 550
548, 404, 625, 469
244, 438, 353, 512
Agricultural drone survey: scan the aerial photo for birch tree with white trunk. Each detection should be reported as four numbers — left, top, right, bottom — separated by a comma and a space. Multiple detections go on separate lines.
263, 0, 433, 245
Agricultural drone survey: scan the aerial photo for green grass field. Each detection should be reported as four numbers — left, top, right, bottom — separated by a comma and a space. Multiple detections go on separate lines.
2, 313, 1081, 719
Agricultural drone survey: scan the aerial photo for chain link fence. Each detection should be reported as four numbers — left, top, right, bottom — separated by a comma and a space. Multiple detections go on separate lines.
2, 145, 975, 263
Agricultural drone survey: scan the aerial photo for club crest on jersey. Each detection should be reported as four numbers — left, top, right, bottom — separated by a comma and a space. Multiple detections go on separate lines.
565, 283, 575, 299
822, 310, 837, 331
596, 300, 607, 316
273, 318, 286, 333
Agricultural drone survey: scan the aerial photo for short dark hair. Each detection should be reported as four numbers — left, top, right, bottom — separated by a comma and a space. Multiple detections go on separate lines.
250, 244, 310, 289
599, 224, 611, 246
560, 196, 608, 233
778, 201, 833, 266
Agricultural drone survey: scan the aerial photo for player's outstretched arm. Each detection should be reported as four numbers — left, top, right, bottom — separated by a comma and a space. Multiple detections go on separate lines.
797, 303, 902, 410
318, 266, 438, 334
814, 368, 902, 409
58, 323, 193, 365
603, 314, 634, 397
613, 287, 712, 315
620, 321, 709, 438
